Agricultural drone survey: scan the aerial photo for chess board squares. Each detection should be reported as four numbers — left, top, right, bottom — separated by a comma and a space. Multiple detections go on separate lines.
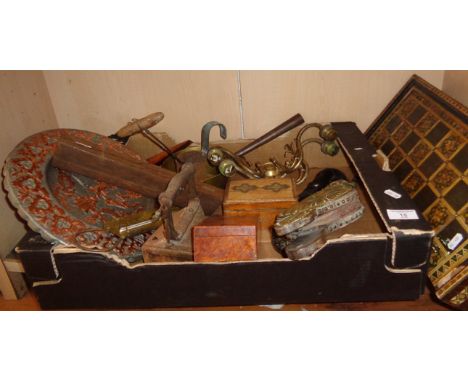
381, 139, 395, 156
433, 165, 460, 194
413, 184, 438, 213
445, 180, 468, 212
437, 133, 465, 160
402, 170, 425, 196
409, 140, 431, 165
400, 132, 420, 153
419, 152, 444, 179
366, 78, 468, 307
392, 122, 410, 143
438, 217, 466, 251
398, 96, 418, 117
426, 122, 450, 146
433, 110, 467, 139
424, 200, 450, 229
388, 148, 404, 170
369, 128, 388, 148
407, 105, 427, 125
451, 144, 468, 174
453, 122, 468, 139
385, 115, 402, 134
415, 113, 438, 135
394, 159, 413, 182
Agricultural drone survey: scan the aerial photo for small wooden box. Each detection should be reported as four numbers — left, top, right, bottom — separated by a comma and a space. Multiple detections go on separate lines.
193, 216, 258, 262
223, 178, 297, 242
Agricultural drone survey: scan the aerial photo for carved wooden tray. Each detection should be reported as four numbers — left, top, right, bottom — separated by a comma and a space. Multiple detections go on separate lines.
3, 129, 155, 260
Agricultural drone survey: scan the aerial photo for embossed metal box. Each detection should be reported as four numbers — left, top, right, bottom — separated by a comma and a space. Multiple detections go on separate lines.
193, 215, 258, 263
223, 178, 297, 242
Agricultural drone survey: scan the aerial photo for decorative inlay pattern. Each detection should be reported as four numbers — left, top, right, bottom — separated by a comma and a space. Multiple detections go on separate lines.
233, 182, 290, 193
367, 75, 468, 309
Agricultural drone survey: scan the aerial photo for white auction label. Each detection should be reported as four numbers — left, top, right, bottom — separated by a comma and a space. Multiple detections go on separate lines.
387, 209, 419, 220
384, 189, 402, 199
447, 233, 463, 250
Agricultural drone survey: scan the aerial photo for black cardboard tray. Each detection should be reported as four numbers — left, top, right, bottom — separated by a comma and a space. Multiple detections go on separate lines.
18, 122, 434, 309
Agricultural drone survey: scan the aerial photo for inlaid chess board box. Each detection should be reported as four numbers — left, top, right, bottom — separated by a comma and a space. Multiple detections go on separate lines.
366, 75, 467, 309
14, 120, 434, 309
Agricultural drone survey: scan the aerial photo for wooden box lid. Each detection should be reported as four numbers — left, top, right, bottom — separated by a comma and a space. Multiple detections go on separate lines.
223, 178, 297, 210
193, 216, 257, 237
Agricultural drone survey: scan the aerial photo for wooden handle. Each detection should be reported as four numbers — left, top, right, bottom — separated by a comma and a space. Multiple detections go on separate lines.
146, 140, 193, 165
235, 113, 304, 156
116, 112, 165, 138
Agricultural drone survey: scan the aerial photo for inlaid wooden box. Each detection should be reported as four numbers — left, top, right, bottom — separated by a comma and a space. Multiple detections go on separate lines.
366, 74, 468, 309
223, 177, 297, 242
193, 216, 258, 263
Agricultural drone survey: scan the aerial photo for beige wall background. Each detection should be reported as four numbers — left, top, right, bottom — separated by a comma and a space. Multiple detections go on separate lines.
0, 71, 59, 258
443, 70, 468, 106
43, 71, 445, 142
240, 71, 444, 138
43, 71, 243, 143
2, 70, 468, 262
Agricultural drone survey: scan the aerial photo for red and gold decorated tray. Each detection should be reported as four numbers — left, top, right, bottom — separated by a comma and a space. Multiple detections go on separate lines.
3, 129, 155, 260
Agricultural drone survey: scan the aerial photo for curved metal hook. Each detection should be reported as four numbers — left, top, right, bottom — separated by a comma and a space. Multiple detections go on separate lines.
201, 121, 227, 156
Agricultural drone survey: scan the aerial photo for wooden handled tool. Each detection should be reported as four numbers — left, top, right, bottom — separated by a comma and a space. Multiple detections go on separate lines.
115, 112, 165, 138
235, 113, 304, 156
111, 111, 184, 169
200, 114, 304, 158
